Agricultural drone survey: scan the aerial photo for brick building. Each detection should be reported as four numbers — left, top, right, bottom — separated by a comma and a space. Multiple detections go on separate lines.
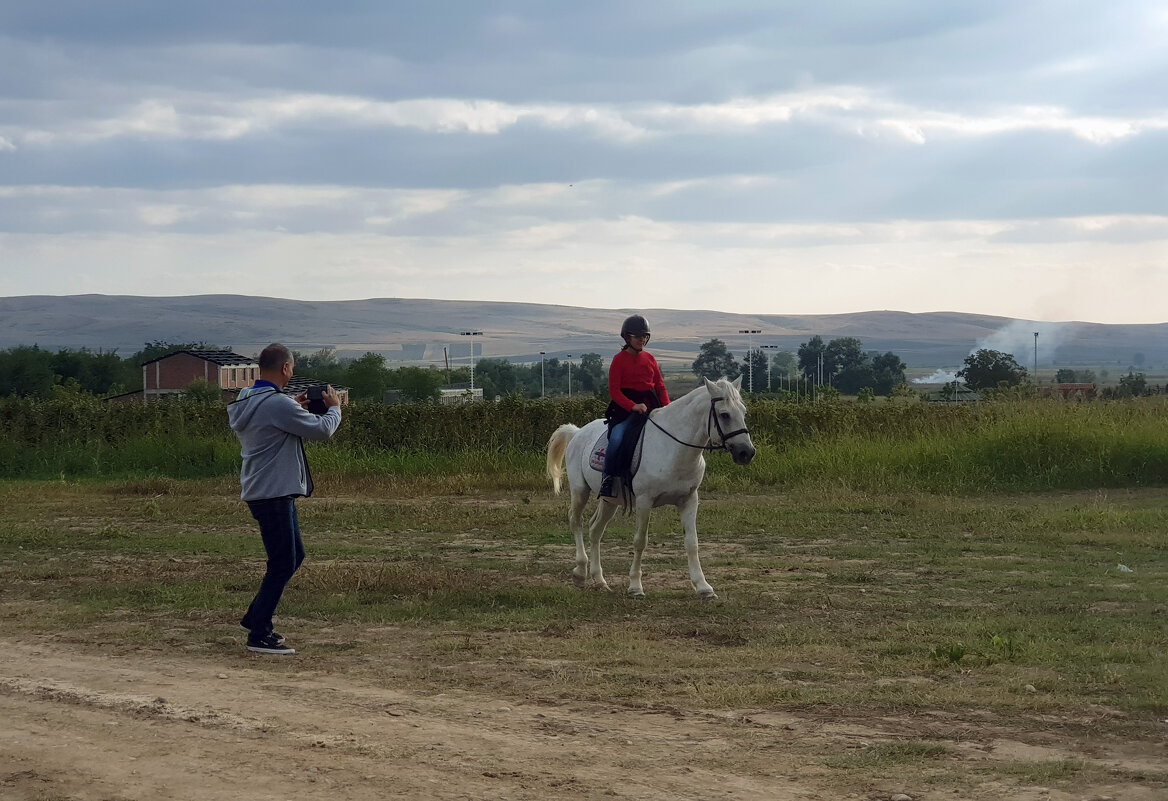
134, 350, 349, 404
141, 350, 259, 399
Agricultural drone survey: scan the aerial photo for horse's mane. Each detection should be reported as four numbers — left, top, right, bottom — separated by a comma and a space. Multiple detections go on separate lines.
655, 377, 743, 421
681, 377, 742, 403
714, 377, 743, 402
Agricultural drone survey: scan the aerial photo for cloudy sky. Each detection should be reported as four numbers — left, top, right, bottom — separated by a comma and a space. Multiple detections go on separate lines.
2, 1, 1166, 323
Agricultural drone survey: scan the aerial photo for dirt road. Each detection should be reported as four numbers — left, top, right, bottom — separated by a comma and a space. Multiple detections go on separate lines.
1, 637, 1162, 801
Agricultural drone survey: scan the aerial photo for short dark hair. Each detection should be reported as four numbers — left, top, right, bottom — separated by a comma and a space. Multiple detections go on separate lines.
258, 343, 292, 371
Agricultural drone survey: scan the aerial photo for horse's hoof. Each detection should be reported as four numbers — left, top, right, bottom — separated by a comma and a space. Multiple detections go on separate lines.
627, 589, 645, 599
699, 591, 719, 602
572, 574, 586, 589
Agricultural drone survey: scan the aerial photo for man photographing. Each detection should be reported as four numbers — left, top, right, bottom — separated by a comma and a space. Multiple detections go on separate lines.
227, 343, 342, 654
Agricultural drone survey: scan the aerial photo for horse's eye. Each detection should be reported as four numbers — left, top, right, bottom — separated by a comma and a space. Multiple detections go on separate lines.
720, 412, 731, 420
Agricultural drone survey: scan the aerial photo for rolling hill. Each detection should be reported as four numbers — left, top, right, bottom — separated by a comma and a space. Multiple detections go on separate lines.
2, 294, 1165, 373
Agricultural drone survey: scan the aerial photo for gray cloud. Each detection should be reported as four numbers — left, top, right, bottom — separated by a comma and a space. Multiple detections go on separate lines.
1, 1, 1166, 323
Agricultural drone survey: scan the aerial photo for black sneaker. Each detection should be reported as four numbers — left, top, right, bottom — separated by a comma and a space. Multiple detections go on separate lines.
598, 475, 615, 498
240, 625, 285, 645
247, 634, 295, 655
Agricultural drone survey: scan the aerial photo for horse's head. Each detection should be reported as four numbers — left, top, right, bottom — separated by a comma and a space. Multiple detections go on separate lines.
703, 376, 756, 465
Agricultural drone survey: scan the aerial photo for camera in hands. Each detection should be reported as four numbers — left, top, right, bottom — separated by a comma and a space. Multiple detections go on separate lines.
306, 385, 328, 415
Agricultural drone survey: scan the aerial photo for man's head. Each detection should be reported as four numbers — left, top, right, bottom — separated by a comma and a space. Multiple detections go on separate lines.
258, 343, 294, 388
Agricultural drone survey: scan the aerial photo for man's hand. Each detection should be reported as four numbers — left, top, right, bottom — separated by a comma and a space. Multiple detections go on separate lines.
294, 391, 309, 409
323, 386, 341, 408
631, 402, 649, 414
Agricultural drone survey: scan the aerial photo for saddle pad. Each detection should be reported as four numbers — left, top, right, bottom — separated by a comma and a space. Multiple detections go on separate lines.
589, 432, 608, 472
588, 428, 644, 474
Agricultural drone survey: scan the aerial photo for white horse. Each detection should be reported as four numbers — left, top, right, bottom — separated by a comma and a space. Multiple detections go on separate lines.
546, 376, 756, 600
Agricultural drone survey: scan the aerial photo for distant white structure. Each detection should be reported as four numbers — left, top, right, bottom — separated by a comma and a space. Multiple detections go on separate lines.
439, 387, 484, 404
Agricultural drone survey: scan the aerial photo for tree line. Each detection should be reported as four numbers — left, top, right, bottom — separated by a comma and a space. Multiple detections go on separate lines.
0, 342, 609, 402
5, 338, 1151, 403
691, 336, 908, 396
0, 342, 194, 398
1, 337, 906, 401
292, 349, 606, 402
943, 349, 1155, 399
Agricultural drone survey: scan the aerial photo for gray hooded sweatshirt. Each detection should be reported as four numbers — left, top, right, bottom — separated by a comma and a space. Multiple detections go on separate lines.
227, 386, 342, 501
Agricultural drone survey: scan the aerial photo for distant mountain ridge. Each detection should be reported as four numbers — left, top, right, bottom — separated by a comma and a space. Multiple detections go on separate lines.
2, 294, 1166, 371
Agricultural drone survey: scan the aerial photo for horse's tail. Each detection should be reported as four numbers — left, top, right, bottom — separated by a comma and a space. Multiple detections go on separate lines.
546, 423, 579, 494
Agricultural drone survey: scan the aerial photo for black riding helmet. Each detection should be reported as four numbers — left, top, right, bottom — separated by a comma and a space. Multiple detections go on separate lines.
620, 314, 651, 344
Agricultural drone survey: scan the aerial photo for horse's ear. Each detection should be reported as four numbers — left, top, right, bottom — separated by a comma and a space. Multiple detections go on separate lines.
704, 377, 718, 394
731, 375, 743, 391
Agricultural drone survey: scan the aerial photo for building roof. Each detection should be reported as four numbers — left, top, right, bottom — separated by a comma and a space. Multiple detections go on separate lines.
283, 376, 349, 395
140, 349, 256, 367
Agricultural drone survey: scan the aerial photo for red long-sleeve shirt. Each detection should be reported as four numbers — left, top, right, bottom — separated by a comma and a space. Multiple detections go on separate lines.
608, 348, 670, 412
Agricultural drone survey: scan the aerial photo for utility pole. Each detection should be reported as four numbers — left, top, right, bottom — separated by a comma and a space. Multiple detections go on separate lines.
460, 331, 483, 392
760, 344, 779, 392
1033, 331, 1039, 385
739, 329, 761, 393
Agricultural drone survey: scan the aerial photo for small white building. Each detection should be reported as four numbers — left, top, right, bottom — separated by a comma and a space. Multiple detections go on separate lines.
438, 387, 484, 405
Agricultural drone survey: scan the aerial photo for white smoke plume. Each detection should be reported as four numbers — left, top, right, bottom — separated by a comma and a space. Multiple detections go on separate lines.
912, 369, 958, 385
911, 320, 1067, 384
975, 320, 1068, 368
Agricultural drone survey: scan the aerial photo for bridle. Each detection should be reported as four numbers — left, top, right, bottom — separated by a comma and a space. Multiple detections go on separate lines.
647, 395, 750, 452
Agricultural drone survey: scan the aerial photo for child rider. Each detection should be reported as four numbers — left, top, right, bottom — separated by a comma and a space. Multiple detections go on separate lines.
599, 314, 670, 498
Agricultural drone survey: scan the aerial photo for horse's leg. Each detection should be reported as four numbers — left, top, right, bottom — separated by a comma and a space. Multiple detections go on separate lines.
679, 491, 716, 600
569, 485, 590, 588
627, 502, 653, 598
587, 499, 619, 591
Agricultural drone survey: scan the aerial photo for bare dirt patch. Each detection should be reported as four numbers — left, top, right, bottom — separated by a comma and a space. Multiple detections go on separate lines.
2, 637, 1164, 801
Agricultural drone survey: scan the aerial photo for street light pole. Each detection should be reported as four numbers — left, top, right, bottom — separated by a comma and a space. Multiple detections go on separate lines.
539, 352, 545, 398
566, 354, 572, 398
1033, 332, 1039, 385
760, 344, 779, 392
460, 331, 483, 393
739, 329, 761, 393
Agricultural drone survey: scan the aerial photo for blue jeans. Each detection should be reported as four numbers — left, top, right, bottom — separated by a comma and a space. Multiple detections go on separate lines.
603, 413, 647, 476
240, 496, 305, 638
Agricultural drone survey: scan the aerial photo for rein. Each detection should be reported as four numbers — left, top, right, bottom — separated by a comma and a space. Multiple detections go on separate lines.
647, 396, 749, 452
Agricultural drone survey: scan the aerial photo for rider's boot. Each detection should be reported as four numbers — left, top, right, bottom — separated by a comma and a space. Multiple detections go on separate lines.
598, 474, 615, 498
